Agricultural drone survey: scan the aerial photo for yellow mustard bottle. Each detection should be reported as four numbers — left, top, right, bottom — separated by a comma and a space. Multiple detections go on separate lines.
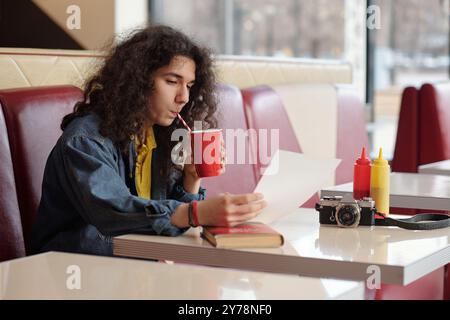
370, 148, 390, 216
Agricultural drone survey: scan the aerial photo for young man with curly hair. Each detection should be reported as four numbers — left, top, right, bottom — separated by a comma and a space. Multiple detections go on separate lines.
31, 25, 266, 256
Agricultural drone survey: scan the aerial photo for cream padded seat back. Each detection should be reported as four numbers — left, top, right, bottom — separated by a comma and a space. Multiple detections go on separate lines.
271, 83, 338, 161
216, 56, 352, 88
269, 83, 369, 186
0, 48, 352, 90
271, 83, 338, 186
0, 48, 101, 89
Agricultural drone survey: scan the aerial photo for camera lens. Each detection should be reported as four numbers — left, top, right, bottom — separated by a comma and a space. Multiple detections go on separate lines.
336, 205, 360, 228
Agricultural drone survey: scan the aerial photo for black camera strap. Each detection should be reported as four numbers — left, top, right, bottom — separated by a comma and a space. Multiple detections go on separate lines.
375, 213, 450, 230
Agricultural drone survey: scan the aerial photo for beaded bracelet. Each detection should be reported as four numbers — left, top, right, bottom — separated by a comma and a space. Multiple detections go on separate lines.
188, 201, 200, 228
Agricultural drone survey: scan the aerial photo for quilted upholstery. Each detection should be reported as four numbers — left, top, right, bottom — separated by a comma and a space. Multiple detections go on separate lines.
0, 48, 100, 89
0, 48, 352, 90
216, 56, 352, 88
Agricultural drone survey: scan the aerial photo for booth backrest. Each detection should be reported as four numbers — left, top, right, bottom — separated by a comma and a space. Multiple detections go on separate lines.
240, 84, 368, 208
389, 83, 449, 300
216, 56, 352, 88
0, 48, 353, 90
241, 85, 302, 181
0, 107, 25, 262
391, 87, 419, 173
0, 86, 83, 252
264, 83, 369, 187
0, 69, 444, 302
392, 82, 450, 173
334, 84, 370, 185
0, 82, 367, 249
0, 82, 367, 245
201, 84, 257, 197
419, 82, 450, 165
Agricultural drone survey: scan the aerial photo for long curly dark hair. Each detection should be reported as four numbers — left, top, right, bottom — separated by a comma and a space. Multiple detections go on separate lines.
61, 25, 218, 161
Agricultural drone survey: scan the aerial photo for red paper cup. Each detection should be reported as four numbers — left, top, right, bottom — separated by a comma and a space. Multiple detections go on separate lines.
191, 129, 223, 177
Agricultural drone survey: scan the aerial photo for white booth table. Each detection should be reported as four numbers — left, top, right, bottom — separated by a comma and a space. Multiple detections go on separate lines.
419, 160, 450, 176
0, 251, 365, 300
320, 172, 450, 211
113, 208, 450, 286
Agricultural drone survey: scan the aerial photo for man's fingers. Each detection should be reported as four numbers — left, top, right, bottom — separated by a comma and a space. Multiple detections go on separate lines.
231, 200, 267, 215
230, 193, 264, 205
228, 208, 265, 225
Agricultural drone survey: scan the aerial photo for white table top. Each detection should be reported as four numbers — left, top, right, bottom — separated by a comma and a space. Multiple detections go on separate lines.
114, 208, 450, 286
321, 172, 450, 211
419, 160, 450, 176
0, 251, 364, 300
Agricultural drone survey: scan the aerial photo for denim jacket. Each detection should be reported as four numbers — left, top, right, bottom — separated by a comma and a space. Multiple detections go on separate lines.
31, 113, 205, 256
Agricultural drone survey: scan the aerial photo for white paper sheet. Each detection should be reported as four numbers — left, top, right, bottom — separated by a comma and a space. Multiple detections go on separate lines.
252, 150, 341, 224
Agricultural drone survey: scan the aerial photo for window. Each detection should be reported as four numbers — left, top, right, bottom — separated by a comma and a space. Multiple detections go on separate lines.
370, 0, 450, 159
152, 0, 346, 59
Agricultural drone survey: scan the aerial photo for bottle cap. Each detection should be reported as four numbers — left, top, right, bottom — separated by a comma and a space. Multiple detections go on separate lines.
373, 148, 388, 166
355, 147, 370, 165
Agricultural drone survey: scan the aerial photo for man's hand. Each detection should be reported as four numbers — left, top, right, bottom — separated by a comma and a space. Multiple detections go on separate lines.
197, 193, 267, 227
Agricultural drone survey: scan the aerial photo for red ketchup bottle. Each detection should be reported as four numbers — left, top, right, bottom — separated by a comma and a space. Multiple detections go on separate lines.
353, 147, 371, 200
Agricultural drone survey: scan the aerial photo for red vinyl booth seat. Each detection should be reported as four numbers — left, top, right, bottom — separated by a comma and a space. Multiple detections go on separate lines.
419, 82, 450, 165
0, 86, 83, 253
388, 84, 450, 299
418, 82, 450, 300
334, 84, 444, 300
242, 84, 370, 185
0, 84, 446, 300
241, 84, 370, 208
240, 85, 316, 207
200, 84, 258, 197
335, 84, 370, 185
241, 84, 445, 300
0, 107, 25, 262
394, 83, 450, 172
391, 87, 420, 173
241, 85, 302, 180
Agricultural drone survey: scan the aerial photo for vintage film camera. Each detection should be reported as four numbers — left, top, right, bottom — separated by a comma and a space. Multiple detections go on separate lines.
315, 194, 376, 228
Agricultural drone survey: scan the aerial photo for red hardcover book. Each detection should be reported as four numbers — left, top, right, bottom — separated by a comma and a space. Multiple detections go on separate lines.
201, 222, 284, 249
